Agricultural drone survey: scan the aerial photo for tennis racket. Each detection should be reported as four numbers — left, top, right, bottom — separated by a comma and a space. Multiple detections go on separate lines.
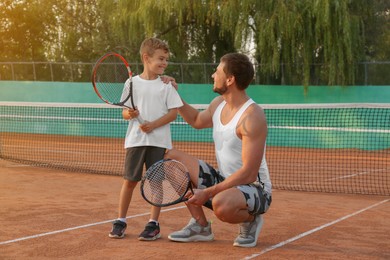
140, 159, 193, 207
91, 52, 143, 123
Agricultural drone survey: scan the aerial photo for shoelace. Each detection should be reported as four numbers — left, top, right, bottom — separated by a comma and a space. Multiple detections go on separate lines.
184, 219, 197, 229
238, 223, 251, 237
145, 224, 158, 231
113, 226, 124, 233
114, 222, 126, 229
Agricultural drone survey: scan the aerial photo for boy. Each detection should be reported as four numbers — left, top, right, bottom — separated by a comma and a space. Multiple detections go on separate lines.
109, 38, 183, 240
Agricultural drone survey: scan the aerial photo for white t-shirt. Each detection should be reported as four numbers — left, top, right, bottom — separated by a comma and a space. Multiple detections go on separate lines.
212, 99, 272, 193
123, 75, 183, 149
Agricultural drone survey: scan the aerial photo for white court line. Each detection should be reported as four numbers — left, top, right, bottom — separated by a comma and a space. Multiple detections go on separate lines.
242, 199, 389, 260
326, 168, 388, 182
298, 168, 389, 186
0, 206, 185, 245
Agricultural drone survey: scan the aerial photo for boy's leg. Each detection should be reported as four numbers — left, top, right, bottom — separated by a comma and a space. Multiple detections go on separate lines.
110, 147, 145, 239
138, 205, 162, 241
109, 180, 137, 238
118, 180, 137, 218
139, 147, 165, 241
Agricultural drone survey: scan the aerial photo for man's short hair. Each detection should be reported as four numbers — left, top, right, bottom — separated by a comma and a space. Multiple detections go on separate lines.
220, 53, 254, 90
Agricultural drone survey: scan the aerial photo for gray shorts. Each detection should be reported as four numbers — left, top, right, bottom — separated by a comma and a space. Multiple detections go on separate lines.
124, 146, 166, 181
197, 160, 272, 215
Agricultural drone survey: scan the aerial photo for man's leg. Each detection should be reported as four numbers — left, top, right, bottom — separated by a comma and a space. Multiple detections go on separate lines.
164, 149, 214, 242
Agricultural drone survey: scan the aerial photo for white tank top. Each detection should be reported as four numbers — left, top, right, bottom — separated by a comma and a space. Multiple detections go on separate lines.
212, 99, 272, 193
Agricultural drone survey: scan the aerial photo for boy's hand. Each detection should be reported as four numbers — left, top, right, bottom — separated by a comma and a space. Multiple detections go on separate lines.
139, 121, 154, 133
122, 108, 140, 120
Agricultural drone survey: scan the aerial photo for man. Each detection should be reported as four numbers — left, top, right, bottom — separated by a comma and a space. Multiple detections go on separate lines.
165, 53, 272, 247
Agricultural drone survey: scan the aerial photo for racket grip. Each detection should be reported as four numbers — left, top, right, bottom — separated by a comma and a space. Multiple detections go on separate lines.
135, 116, 144, 124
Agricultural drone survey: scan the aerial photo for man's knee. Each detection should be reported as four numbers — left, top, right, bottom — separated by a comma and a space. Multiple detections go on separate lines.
164, 148, 177, 160
212, 195, 231, 219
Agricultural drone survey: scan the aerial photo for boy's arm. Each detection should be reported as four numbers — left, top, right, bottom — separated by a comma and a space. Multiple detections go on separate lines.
139, 108, 178, 133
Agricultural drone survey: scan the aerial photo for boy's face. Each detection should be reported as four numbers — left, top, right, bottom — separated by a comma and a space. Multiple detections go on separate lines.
144, 49, 169, 75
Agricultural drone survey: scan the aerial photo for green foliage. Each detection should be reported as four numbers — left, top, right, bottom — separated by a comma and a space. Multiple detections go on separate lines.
0, 0, 58, 61
0, 0, 388, 86
254, 0, 367, 86
110, 0, 236, 62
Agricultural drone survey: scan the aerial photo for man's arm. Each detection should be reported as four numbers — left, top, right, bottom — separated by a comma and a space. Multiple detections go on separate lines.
179, 96, 224, 129
165, 77, 223, 129
160, 75, 178, 89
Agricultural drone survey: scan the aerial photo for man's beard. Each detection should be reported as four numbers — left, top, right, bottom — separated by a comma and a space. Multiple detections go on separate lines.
213, 84, 228, 95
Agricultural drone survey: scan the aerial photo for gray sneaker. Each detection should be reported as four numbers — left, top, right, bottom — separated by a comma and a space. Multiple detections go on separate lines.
233, 214, 264, 248
168, 218, 214, 242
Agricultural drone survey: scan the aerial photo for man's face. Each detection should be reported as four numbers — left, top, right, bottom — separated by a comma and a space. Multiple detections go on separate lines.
211, 62, 228, 95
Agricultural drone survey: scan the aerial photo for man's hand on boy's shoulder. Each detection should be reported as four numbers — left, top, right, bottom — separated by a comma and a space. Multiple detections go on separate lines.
160, 75, 178, 90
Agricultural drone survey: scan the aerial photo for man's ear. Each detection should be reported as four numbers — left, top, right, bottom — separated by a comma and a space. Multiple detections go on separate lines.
226, 75, 235, 86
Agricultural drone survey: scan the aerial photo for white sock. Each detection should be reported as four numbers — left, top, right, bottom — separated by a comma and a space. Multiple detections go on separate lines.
118, 218, 127, 223
149, 219, 159, 225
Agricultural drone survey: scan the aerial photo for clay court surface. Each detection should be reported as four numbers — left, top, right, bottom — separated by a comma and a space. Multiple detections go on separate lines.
1, 159, 389, 260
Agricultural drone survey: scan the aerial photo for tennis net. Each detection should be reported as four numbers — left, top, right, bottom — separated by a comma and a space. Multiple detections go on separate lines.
0, 102, 389, 195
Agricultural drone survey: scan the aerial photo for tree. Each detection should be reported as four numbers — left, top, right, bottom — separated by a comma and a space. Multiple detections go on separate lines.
0, 0, 58, 61
52, 0, 114, 62
1, 0, 387, 86
219, 0, 367, 86
110, 0, 236, 63
112, 0, 374, 86
363, 0, 390, 61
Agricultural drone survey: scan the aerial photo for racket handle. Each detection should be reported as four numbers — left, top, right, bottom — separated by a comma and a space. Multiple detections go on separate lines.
135, 116, 144, 124
123, 105, 144, 124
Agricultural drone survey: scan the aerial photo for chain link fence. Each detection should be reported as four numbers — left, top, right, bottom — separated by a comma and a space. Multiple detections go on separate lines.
0, 61, 389, 85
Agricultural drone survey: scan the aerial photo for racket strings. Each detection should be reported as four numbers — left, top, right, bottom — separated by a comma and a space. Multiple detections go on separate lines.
94, 55, 131, 104
143, 160, 190, 205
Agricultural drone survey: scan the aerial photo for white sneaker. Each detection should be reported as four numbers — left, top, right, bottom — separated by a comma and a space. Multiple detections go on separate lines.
233, 215, 264, 247
168, 218, 214, 242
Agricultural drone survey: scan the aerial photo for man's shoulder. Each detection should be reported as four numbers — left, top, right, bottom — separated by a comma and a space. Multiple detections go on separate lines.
240, 102, 266, 127
247, 102, 264, 114
210, 96, 224, 108
208, 96, 224, 114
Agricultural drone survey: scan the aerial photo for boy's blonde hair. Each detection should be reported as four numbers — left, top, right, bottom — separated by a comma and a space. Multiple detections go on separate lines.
139, 38, 169, 61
